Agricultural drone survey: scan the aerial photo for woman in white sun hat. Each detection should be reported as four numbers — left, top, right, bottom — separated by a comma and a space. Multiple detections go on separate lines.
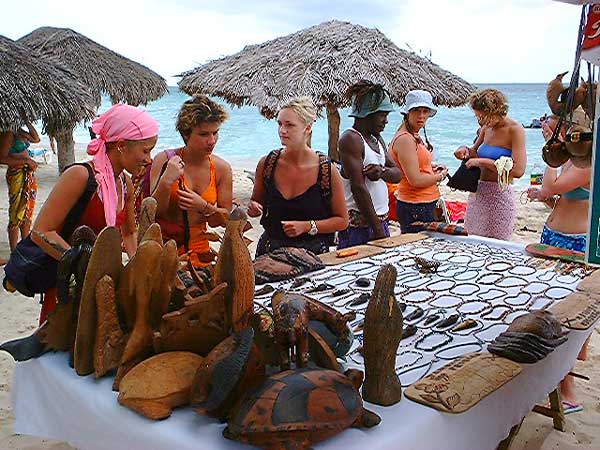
389, 90, 447, 233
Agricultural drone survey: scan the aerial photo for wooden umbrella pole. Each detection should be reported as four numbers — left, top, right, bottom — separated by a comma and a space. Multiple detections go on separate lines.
326, 103, 340, 162
55, 125, 76, 173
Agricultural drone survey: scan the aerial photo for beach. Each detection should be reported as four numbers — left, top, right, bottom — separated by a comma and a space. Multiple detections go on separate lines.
0, 142, 598, 450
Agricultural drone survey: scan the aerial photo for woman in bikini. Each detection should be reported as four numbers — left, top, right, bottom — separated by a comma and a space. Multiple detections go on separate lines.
389, 90, 448, 233
31, 104, 159, 323
455, 89, 526, 240
527, 110, 591, 410
151, 95, 232, 267
248, 96, 348, 256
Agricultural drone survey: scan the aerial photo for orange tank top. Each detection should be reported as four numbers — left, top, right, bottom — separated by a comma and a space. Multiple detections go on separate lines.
390, 131, 440, 203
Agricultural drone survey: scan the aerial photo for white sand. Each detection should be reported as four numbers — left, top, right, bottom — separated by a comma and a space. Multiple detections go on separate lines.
0, 142, 598, 449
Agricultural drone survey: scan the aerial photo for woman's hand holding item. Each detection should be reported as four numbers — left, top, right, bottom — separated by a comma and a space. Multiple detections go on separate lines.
281, 220, 309, 237
162, 156, 185, 186
247, 200, 263, 217
454, 146, 470, 160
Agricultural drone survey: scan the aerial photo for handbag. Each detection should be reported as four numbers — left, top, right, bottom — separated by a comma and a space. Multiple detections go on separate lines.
3, 163, 97, 297
446, 161, 481, 193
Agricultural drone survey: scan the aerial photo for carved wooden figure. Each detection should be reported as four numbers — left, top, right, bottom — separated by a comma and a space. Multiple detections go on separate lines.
213, 207, 254, 332
150, 239, 179, 330
114, 240, 163, 390
362, 264, 403, 406
74, 227, 123, 376
118, 351, 204, 420
152, 283, 228, 356
191, 328, 265, 420
224, 368, 381, 450
272, 292, 355, 370
136, 197, 158, 244
94, 275, 127, 378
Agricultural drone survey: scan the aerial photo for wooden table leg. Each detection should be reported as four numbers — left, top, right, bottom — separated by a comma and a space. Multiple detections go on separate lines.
532, 387, 566, 432
496, 418, 524, 450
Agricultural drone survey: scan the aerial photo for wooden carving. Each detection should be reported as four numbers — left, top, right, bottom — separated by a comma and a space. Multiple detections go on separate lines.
271, 292, 355, 370
94, 275, 126, 378
213, 207, 254, 332
152, 283, 228, 356
74, 227, 123, 376
191, 328, 265, 420
224, 368, 381, 450
118, 351, 204, 420
137, 197, 157, 244
550, 291, 600, 330
362, 264, 403, 406
576, 269, 600, 295
114, 240, 163, 390
405, 353, 522, 413
150, 239, 179, 330
140, 222, 163, 245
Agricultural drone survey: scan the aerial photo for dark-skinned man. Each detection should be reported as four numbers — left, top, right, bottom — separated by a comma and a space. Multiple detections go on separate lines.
337, 80, 401, 248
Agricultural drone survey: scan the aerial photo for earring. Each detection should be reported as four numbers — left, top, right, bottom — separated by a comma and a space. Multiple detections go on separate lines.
118, 146, 124, 154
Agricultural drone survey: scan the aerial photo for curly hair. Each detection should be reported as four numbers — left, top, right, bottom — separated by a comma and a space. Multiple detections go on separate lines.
280, 96, 317, 126
345, 80, 388, 110
468, 89, 509, 117
176, 95, 228, 142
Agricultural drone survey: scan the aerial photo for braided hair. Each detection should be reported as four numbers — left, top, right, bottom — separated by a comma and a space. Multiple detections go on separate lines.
400, 114, 434, 152
345, 80, 389, 111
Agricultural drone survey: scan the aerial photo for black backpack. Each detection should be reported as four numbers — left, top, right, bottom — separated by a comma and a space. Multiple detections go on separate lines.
3, 163, 97, 297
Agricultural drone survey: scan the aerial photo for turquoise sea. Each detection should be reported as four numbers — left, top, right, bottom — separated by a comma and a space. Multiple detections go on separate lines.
73, 84, 549, 188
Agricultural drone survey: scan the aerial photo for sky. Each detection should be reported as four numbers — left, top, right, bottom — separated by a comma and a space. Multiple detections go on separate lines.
1, 0, 586, 86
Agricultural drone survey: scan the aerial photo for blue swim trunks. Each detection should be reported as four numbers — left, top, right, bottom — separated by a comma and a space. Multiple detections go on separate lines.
540, 224, 586, 253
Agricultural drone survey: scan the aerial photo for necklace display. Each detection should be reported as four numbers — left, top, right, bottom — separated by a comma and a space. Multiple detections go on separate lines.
253, 237, 587, 389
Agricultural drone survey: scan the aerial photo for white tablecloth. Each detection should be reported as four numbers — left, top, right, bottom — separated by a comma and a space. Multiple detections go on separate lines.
11, 234, 597, 450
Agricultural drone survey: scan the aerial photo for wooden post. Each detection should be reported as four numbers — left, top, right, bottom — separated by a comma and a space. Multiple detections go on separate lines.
326, 104, 340, 162
55, 125, 76, 173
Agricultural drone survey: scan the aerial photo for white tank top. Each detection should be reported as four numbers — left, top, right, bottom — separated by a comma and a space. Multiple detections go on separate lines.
341, 128, 389, 216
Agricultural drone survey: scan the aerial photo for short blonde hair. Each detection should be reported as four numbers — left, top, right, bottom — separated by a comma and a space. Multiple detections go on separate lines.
469, 89, 508, 117
280, 96, 317, 126
176, 95, 228, 142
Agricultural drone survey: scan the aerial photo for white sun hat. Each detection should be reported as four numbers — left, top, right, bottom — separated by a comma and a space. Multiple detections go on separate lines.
400, 90, 437, 117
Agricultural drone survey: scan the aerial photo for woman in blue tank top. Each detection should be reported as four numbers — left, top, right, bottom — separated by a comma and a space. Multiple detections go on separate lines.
454, 89, 526, 240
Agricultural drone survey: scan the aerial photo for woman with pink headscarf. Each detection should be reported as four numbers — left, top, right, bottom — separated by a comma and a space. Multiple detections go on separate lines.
31, 104, 159, 323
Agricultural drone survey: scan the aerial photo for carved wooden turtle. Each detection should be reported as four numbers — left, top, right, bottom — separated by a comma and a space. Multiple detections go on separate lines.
224, 368, 381, 450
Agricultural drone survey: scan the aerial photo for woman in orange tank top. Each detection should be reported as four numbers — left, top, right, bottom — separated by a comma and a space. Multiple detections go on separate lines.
151, 96, 232, 268
389, 90, 448, 233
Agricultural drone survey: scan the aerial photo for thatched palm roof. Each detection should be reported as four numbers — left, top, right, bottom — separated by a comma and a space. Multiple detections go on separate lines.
19, 27, 168, 107
178, 20, 475, 118
0, 35, 95, 133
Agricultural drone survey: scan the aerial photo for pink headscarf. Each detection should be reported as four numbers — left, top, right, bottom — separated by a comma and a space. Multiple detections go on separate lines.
87, 104, 159, 226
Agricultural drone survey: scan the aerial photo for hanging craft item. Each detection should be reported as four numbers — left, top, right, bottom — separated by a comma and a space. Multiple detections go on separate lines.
405, 352, 521, 414
494, 156, 513, 189
224, 368, 381, 450
362, 264, 404, 406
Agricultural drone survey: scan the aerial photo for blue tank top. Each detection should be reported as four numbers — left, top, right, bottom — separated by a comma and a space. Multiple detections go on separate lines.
477, 143, 512, 160
563, 186, 589, 201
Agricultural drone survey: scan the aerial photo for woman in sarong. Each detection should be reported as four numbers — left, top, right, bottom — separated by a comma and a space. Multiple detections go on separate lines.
0, 120, 40, 251
454, 89, 526, 240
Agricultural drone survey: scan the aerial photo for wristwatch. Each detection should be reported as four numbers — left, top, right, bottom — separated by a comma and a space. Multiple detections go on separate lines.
308, 220, 319, 236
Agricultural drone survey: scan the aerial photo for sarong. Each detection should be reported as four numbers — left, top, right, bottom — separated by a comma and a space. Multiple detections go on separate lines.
6, 167, 37, 229
464, 180, 516, 240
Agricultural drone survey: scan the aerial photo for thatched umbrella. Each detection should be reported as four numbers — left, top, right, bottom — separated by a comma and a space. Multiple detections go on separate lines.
0, 35, 95, 135
179, 20, 475, 160
19, 27, 168, 171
